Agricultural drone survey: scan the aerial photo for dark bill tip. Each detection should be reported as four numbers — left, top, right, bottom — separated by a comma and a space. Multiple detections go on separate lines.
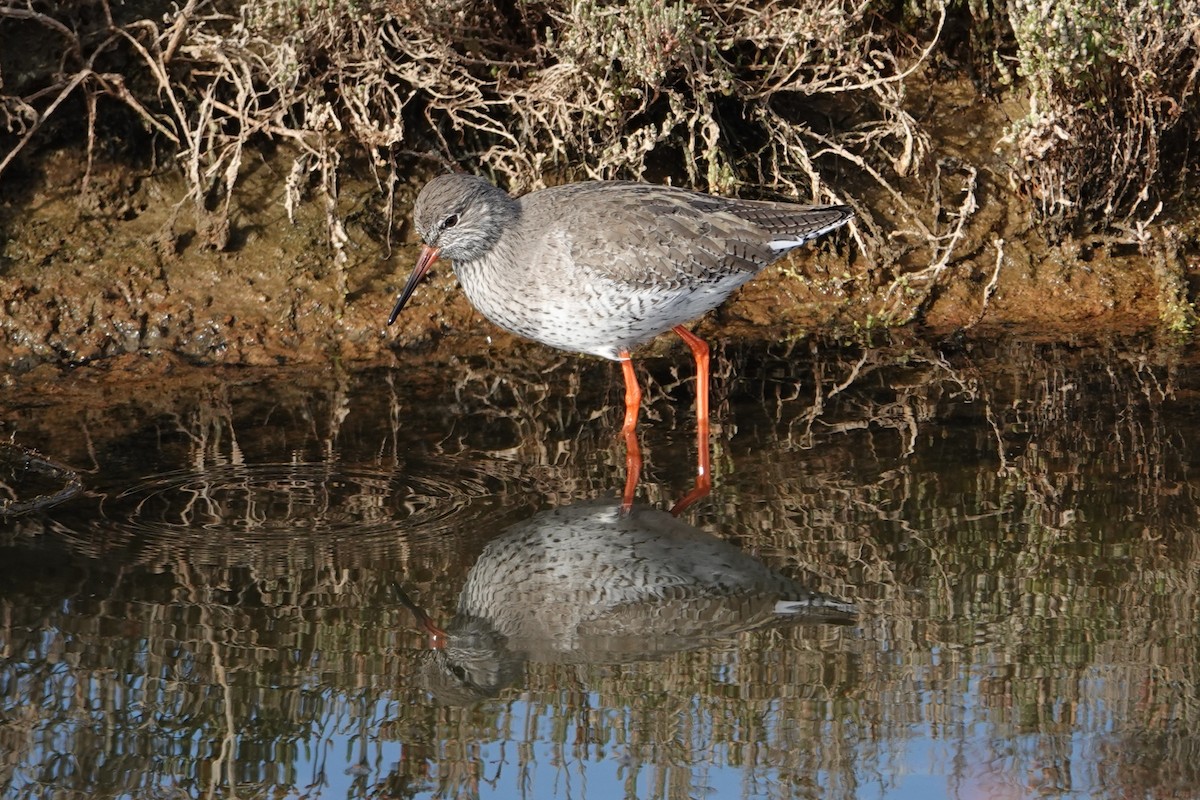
387, 245, 441, 325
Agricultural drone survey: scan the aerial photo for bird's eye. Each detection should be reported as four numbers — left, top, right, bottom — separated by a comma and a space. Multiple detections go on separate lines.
443, 213, 460, 229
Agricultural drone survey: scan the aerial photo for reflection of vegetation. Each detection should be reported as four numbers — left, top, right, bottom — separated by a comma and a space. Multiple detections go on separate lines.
720, 337, 1200, 798
0, 444, 80, 516
0, 339, 1198, 798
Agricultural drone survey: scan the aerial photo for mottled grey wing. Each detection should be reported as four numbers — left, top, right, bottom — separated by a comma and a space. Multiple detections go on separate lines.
543, 182, 851, 291
697, 195, 856, 249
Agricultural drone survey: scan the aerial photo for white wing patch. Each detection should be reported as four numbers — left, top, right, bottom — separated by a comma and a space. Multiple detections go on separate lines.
767, 217, 852, 252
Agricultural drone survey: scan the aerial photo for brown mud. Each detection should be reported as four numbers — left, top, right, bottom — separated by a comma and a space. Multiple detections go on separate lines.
1, 79, 1197, 384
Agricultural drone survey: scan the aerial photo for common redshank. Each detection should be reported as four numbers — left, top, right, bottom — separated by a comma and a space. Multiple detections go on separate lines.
388, 174, 853, 513
421, 499, 856, 701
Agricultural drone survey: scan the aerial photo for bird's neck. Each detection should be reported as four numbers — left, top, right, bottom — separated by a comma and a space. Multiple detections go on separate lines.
456, 191, 520, 265
456, 231, 519, 290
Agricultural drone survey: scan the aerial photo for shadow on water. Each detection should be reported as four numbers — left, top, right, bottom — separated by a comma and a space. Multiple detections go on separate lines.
1, 334, 1199, 799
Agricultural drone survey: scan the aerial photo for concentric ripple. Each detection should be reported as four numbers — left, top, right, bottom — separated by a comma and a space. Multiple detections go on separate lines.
92, 456, 538, 548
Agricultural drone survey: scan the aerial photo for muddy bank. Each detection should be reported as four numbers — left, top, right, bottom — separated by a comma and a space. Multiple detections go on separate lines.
2, 0, 1199, 376
0, 152, 1184, 375
0, 82, 1197, 374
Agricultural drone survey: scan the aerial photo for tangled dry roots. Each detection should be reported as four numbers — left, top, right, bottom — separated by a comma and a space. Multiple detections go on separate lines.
1002, 0, 1200, 232
2, 0, 1197, 322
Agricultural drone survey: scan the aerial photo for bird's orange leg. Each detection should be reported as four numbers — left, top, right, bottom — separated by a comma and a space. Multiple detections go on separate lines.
669, 325, 711, 516
619, 353, 642, 514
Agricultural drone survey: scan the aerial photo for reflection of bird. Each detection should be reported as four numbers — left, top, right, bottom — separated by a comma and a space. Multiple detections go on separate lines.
389, 174, 853, 512
421, 500, 855, 703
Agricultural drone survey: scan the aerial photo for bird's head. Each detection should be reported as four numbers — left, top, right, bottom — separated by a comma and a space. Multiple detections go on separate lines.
389, 173, 517, 325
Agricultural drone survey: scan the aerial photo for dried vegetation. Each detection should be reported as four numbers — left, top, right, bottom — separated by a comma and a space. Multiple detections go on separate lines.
1002, 0, 1200, 229
0, 0, 1198, 326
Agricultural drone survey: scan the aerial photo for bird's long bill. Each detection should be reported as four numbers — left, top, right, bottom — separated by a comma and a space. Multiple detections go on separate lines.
388, 244, 441, 325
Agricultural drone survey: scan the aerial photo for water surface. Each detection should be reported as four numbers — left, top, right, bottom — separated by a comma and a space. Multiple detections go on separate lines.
2, 336, 1198, 799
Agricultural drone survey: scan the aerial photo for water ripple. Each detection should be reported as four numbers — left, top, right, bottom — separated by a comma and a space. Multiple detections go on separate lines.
88, 456, 536, 550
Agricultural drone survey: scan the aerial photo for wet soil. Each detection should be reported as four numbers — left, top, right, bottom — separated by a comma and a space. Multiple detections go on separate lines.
0, 80, 1197, 382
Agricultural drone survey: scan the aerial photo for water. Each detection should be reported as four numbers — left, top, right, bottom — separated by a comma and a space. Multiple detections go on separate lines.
1, 335, 1198, 800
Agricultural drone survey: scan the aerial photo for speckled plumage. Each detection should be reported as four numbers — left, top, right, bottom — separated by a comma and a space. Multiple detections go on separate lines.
390, 173, 855, 512
456, 501, 858, 652
418, 500, 857, 701
393, 174, 853, 359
